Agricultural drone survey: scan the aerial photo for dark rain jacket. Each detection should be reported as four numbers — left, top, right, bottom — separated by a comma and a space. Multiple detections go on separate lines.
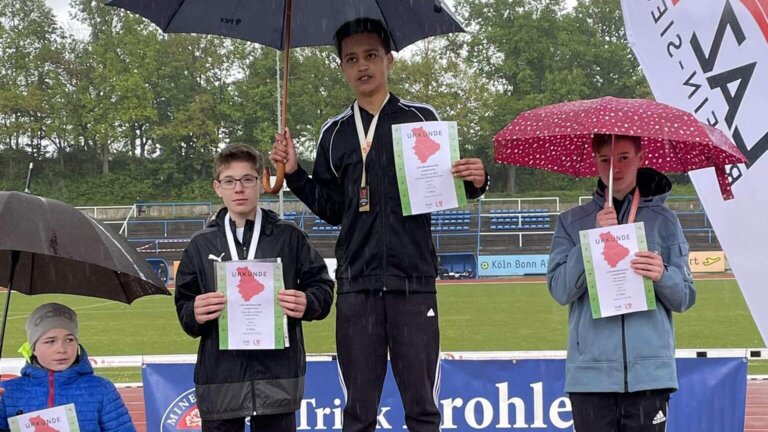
174, 208, 333, 420
548, 168, 696, 393
286, 94, 489, 294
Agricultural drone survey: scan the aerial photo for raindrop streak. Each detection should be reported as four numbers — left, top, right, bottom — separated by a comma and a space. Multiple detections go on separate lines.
48, 233, 59, 255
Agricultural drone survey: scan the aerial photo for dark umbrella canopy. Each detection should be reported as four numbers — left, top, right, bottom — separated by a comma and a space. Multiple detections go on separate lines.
105, 0, 465, 51
106, 0, 464, 194
0, 191, 169, 303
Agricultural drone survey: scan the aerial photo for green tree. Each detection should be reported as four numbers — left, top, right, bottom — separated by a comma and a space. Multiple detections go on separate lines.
0, 0, 64, 177
110, 13, 160, 159
456, 0, 651, 193
227, 45, 281, 153
284, 48, 353, 160
567, 0, 650, 99
389, 36, 498, 177
151, 34, 233, 181
70, 0, 125, 174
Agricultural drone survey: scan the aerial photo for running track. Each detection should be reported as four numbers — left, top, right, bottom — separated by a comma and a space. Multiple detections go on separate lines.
120, 380, 768, 432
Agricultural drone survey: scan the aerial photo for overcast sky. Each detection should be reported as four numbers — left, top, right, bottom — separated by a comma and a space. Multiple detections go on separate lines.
47, 0, 69, 21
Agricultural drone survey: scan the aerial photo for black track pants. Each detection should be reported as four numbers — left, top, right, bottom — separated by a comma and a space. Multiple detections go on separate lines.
201, 412, 296, 432
336, 291, 441, 432
570, 390, 671, 432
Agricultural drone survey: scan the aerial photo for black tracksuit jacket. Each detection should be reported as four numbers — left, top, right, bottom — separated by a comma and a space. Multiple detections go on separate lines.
286, 94, 488, 294
174, 208, 333, 420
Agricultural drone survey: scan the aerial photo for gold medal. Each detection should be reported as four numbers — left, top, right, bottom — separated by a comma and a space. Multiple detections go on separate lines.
359, 186, 370, 212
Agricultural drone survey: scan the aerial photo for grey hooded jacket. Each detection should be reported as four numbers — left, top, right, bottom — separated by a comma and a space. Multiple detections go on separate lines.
548, 169, 696, 393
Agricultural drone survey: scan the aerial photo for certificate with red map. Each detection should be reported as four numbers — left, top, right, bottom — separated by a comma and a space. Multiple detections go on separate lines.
392, 121, 466, 216
579, 222, 656, 319
215, 260, 285, 350
9, 404, 79, 432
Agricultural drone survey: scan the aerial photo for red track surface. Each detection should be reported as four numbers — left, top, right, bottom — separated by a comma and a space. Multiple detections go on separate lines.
120, 380, 768, 432
748, 381, 768, 431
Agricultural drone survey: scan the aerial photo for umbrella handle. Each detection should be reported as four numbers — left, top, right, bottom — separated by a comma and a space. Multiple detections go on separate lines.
0, 250, 19, 359
607, 135, 615, 206
262, 164, 285, 194
263, 0, 292, 195
263, 46, 289, 195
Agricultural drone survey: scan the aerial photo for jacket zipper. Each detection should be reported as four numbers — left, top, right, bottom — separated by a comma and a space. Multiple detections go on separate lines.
244, 229, 258, 415
48, 370, 55, 407
619, 196, 630, 392
251, 375, 258, 416
622, 315, 629, 392
232, 221, 258, 414
379, 116, 388, 291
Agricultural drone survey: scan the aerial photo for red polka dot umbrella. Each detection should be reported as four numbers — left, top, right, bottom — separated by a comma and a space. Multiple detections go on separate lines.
493, 96, 747, 200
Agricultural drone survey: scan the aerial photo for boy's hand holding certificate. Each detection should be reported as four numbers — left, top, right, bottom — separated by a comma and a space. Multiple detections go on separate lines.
392, 121, 466, 216
215, 260, 287, 350
580, 222, 657, 319
10, 404, 79, 432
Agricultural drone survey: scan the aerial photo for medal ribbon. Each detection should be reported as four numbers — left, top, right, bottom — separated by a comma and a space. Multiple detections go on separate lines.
224, 208, 262, 261
353, 94, 391, 192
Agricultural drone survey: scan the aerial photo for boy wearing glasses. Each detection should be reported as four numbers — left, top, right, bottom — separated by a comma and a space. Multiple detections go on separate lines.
174, 143, 334, 432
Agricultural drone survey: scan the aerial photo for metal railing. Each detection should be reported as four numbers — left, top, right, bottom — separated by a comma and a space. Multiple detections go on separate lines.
577, 196, 717, 243
85, 196, 721, 258
134, 202, 213, 219
76, 205, 134, 220
122, 218, 208, 238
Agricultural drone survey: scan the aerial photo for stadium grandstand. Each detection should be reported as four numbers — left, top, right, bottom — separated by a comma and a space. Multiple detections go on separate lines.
77, 195, 723, 286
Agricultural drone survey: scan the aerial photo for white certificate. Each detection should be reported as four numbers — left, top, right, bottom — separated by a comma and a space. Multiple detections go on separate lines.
216, 260, 286, 350
579, 222, 656, 319
10, 404, 79, 432
392, 121, 466, 216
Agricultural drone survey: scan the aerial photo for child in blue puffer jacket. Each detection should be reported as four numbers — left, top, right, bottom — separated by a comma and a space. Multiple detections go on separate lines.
0, 303, 135, 432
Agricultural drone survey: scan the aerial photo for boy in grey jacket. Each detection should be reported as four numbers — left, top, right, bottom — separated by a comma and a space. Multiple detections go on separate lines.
547, 134, 696, 431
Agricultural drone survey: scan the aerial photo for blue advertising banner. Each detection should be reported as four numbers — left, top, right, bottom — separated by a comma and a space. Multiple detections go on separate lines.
143, 357, 746, 431
477, 255, 550, 276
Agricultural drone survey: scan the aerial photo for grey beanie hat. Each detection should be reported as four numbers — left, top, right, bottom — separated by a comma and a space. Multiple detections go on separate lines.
26, 303, 79, 348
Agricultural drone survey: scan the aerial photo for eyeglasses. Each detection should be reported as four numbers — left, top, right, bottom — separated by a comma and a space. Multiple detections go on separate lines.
217, 175, 260, 189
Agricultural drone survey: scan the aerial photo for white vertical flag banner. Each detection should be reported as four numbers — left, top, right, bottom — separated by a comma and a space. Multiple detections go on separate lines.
621, 0, 768, 344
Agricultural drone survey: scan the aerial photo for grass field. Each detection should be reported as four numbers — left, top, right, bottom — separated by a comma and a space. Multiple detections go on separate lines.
0, 278, 764, 382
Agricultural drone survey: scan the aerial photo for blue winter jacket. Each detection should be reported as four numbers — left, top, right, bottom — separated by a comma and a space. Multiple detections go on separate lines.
0, 347, 135, 432
547, 169, 696, 393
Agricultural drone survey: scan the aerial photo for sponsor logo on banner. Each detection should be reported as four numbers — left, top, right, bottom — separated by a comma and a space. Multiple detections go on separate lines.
622, 0, 768, 175
143, 359, 747, 431
621, 0, 768, 343
160, 389, 201, 431
478, 255, 549, 276
688, 251, 726, 272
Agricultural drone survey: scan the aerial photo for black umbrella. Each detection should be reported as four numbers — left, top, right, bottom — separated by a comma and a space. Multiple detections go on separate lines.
105, 0, 465, 194
0, 191, 169, 357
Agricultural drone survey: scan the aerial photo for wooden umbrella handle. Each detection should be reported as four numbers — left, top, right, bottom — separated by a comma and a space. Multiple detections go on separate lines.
262, 163, 285, 194
262, 0, 292, 194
